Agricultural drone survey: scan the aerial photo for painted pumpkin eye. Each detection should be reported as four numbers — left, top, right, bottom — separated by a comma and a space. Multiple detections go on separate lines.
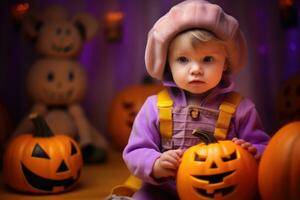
71, 142, 78, 155
194, 153, 206, 162
47, 72, 55, 82
32, 144, 50, 159
122, 101, 134, 110
222, 150, 237, 162
68, 71, 74, 81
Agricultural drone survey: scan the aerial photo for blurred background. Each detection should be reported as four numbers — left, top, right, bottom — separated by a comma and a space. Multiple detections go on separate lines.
0, 0, 299, 143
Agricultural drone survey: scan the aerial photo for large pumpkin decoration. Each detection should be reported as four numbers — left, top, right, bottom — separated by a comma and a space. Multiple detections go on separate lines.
107, 83, 164, 150
177, 131, 258, 200
259, 121, 300, 200
3, 114, 83, 193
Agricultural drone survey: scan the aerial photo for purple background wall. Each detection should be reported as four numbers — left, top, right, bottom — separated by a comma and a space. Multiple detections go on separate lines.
0, 0, 299, 140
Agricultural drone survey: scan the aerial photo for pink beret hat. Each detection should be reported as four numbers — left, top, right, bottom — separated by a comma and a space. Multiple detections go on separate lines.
145, 0, 248, 80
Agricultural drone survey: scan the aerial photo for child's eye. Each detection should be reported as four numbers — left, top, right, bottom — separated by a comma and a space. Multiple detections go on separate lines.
203, 56, 214, 63
176, 56, 189, 64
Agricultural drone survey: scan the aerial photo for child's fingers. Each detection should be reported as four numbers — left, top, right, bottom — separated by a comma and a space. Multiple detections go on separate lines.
160, 160, 178, 170
174, 149, 184, 156
241, 142, 251, 149
233, 138, 245, 145
247, 146, 257, 155
161, 153, 180, 166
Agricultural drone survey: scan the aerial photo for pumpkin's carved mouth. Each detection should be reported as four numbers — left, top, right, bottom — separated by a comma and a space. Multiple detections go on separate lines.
52, 43, 74, 53
192, 170, 235, 184
192, 170, 236, 197
194, 185, 236, 198
21, 162, 80, 192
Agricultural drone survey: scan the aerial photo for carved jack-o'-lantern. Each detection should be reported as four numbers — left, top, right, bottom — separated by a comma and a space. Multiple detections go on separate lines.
259, 121, 300, 200
3, 114, 82, 193
108, 84, 164, 150
26, 58, 86, 106
22, 6, 98, 58
276, 72, 300, 126
177, 131, 258, 200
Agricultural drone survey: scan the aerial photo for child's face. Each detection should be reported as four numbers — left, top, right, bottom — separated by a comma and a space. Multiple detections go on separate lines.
168, 35, 227, 94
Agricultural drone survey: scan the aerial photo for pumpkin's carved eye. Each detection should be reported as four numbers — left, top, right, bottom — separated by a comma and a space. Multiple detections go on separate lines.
122, 101, 134, 110
222, 150, 237, 162
71, 142, 78, 155
194, 153, 206, 162
32, 144, 50, 159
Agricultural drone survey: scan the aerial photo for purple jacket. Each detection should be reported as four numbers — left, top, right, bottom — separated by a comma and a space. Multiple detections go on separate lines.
123, 74, 270, 185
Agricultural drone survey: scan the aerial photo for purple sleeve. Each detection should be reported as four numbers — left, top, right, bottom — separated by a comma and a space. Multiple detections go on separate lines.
232, 98, 270, 156
122, 95, 163, 184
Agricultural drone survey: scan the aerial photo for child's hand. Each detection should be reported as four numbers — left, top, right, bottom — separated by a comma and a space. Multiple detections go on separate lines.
232, 137, 260, 159
151, 149, 184, 179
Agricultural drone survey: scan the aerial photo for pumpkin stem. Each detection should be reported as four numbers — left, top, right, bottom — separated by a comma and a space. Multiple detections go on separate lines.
29, 113, 54, 137
192, 129, 217, 144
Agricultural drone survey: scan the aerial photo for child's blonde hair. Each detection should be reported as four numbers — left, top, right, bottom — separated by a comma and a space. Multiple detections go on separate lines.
174, 29, 231, 73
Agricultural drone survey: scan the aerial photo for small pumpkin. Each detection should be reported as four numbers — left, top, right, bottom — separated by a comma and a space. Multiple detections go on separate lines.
259, 121, 300, 200
107, 83, 164, 150
3, 114, 82, 194
177, 130, 258, 200
276, 72, 300, 126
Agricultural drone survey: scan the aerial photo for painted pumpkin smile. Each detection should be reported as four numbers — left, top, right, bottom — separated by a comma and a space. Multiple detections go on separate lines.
21, 162, 80, 192
52, 43, 74, 53
43, 88, 74, 101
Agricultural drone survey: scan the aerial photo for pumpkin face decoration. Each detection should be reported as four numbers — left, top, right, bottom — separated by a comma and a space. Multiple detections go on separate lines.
26, 58, 86, 105
3, 115, 83, 193
108, 84, 164, 149
276, 72, 300, 126
177, 131, 258, 200
259, 121, 300, 200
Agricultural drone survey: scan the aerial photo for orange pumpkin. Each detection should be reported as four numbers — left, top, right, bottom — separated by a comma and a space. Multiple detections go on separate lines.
259, 121, 300, 200
3, 114, 82, 194
107, 84, 164, 150
177, 130, 258, 200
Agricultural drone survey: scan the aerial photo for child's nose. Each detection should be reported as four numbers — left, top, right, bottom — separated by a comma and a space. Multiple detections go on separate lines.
190, 63, 203, 75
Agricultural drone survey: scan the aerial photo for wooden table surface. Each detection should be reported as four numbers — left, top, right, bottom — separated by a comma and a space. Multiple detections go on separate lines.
0, 149, 130, 200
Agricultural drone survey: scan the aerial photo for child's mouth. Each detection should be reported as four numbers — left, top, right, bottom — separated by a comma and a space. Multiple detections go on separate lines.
189, 80, 205, 85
